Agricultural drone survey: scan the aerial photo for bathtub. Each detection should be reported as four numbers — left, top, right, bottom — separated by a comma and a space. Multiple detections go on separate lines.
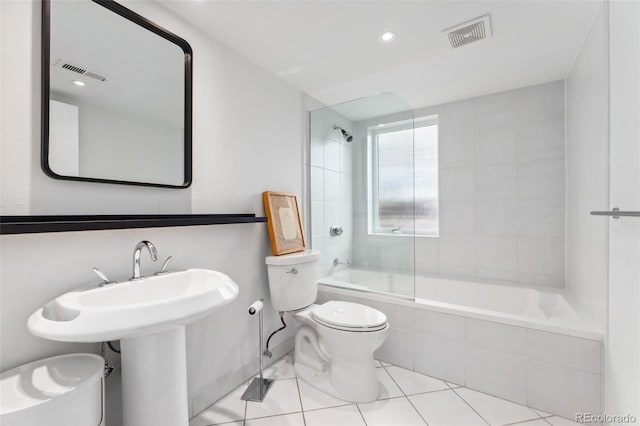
317, 268, 603, 418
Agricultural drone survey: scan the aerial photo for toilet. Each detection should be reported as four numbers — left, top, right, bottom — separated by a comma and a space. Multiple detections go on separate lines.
265, 250, 389, 402
0, 354, 104, 426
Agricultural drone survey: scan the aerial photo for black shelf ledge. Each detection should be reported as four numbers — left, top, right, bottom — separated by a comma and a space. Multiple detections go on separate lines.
0, 214, 268, 235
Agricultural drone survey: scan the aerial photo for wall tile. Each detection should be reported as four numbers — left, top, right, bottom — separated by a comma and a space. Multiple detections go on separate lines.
518, 198, 564, 237
527, 360, 601, 419
475, 199, 518, 236
374, 327, 414, 370
475, 236, 518, 278
465, 345, 528, 405
518, 159, 565, 201
517, 120, 565, 163
414, 333, 465, 384
438, 235, 475, 277
439, 167, 475, 201
439, 125, 474, 168
311, 201, 324, 236
517, 80, 565, 126
465, 318, 527, 355
527, 330, 601, 374
310, 166, 323, 201
323, 170, 340, 202
475, 90, 517, 130
475, 126, 517, 166
476, 164, 518, 200
323, 141, 340, 172
340, 144, 353, 175
413, 309, 465, 341
440, 200, 475, 235
518, 237, 565, 277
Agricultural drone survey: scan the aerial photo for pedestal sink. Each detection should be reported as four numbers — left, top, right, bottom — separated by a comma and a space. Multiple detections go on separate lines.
28, 269, 239, 426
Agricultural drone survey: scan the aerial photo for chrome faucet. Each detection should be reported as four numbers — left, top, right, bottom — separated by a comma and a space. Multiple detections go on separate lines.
132, 240, 158, 280
333, 258, 351, 266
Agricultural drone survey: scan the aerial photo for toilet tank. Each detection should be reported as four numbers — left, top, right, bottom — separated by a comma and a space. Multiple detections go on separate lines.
265, 251, 320, 312
0, 354, 104, 426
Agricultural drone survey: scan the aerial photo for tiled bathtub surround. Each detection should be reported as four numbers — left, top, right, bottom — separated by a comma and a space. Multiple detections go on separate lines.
352, 80, 567, 288
308, 108, 355, 276
318, 287, 602, 420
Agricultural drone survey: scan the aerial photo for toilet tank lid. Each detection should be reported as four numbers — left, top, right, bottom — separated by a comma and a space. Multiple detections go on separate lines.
265, 250, 320, 266
0, 353, 104, 423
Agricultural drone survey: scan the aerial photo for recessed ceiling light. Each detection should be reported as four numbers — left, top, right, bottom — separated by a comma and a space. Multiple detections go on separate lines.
72, 80, 85, 87
380, 31, 396, 42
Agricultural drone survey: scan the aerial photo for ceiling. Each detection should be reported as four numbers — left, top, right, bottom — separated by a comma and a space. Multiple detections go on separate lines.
160, 0, 602, 110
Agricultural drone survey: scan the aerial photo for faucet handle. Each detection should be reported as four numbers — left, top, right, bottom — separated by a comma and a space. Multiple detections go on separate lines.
155, 256, 172, 275
93, 267, 116, 287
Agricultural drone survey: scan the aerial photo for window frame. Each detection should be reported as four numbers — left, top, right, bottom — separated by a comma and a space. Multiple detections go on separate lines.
367, 115, 439, 237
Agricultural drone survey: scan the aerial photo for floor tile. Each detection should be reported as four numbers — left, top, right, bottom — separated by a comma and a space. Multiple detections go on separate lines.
259, 353, 296, 380
245, 413, 305, 426
455, 388, 538, 425
245, 379, 302, 419
298, 379, 351, 411
385, 365, 450, 395
190, 384, 246, 426
304, 405, 366, 426
545, 416, 581, 426
409, 390, 487, 426
446, 381, 462, 388
358, 397, 427, 426
531, 408, 552, 418
377, 368, 404, 399
510, 420, 550, 426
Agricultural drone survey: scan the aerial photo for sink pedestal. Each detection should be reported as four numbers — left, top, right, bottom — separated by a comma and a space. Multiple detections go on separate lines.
121, 326, 189, 426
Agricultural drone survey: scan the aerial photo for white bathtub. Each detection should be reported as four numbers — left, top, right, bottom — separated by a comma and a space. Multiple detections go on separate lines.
319, 268, 601, 340
317, 268, 603, 417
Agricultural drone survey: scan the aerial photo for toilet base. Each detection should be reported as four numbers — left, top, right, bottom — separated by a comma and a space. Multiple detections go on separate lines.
294, 361, 381, 403
293, 334, 382, 403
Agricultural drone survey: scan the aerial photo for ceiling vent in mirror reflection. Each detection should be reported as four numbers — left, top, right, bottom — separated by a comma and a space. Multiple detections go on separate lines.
55, 59, 107, 82
444, 14, 492, 49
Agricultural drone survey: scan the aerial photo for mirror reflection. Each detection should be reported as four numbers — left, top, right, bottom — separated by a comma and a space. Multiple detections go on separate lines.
45, 0, 191, 187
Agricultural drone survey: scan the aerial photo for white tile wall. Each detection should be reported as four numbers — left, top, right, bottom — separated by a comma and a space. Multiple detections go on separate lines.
308, 108, 355, 277
347, 81, 566, 288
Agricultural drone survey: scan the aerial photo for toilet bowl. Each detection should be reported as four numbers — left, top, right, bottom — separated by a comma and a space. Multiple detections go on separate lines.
265, 251, 389, 403
293, 301, 389, 402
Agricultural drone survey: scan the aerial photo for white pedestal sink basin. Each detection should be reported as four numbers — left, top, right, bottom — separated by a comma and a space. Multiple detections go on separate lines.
28, 269, 239, 426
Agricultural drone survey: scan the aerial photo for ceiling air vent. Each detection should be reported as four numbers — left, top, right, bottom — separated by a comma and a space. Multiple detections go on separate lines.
55, 60, 107, 82
444, 15, 492, 49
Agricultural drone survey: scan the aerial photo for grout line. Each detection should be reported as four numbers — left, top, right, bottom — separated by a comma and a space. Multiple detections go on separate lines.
302, 403, 353, 413
355, 402, 368, 426
381, 364, 430, 425
451, 387, 492, 426
294, 377, 307, 426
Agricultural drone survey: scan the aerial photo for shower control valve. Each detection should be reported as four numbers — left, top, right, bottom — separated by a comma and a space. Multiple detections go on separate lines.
330, 225, 344, 237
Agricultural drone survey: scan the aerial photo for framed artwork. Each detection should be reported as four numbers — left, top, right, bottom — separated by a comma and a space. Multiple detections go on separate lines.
263, 191, 306, 255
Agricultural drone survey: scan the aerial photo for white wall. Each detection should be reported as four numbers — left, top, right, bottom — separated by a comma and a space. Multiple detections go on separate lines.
308, 108, 354, 276
0, 0, 303, 423
565, 4, 609, 329
77, 101, 184, 186
606, 0, 640, 417
351, 81, 566, 288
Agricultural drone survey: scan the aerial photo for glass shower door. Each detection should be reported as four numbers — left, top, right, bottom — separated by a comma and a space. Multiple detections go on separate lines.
308, 93, 416, 300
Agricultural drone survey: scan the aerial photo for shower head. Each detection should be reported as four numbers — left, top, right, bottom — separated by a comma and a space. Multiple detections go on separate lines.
333, 125, 353, 143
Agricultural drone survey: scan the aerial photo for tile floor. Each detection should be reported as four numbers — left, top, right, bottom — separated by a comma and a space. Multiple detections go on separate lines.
190, 353, 582, 426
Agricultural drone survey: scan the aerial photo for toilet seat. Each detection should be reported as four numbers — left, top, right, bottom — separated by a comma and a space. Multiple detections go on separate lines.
311, 301, 388, 332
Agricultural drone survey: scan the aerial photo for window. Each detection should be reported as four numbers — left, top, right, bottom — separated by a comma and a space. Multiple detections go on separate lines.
368, 116, 439, 236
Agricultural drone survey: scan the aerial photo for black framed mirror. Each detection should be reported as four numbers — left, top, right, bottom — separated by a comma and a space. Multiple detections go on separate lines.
42, 0, 193, 188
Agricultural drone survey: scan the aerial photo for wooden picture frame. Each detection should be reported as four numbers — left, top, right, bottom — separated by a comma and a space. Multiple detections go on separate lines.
263, 191, 306, 255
